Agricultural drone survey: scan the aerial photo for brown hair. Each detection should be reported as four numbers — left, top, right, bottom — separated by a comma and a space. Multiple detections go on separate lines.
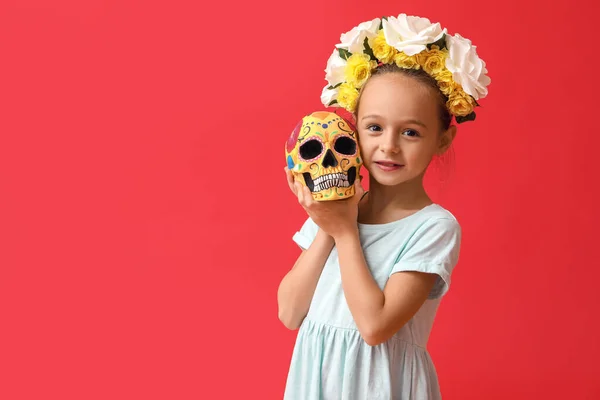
355, 64, 453, 132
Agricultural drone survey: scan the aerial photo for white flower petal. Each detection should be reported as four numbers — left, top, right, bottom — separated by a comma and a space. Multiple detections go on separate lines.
324, 49, 347, 86
399, 44, 427, 56
445, 33, 490, 100
321, 85, 339, 107
382, 14, 445, 56
382, 18, 403, 48
336, 18, 381, 54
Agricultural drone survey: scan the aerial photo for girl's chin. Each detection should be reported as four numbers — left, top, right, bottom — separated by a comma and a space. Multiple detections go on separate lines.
369, 171, 419, 187
370, 176, 404, 186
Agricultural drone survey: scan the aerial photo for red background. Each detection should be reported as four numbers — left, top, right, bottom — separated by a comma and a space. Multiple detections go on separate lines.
1, 0, 599, 399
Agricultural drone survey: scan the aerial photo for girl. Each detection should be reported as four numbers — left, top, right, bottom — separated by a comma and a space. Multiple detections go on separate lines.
277, 14, 490, 399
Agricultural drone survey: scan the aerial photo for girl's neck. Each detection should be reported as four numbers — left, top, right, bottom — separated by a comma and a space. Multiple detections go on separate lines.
358, 177, 433, 225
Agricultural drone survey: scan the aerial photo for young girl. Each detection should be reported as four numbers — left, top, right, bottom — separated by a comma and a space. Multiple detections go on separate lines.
277, 14, 490, 399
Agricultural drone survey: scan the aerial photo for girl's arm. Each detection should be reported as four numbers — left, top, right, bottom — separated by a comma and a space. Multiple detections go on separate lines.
277, 229, 334, 330
334, 229, 437, 346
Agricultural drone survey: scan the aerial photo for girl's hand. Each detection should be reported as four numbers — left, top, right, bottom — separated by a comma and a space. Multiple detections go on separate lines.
284, 167, 300, 197
293, 177, 365, 241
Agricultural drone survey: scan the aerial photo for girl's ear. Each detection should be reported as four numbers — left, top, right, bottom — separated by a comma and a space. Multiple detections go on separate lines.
437, 125, 457, 155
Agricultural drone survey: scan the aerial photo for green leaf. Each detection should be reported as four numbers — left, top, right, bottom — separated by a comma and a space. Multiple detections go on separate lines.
363, 37, 376, 60
338, 48, 352, 60
455, 111, 476, 124
427, 33, 447, 50
328, 99, 338, 106
327, 82, 343, 90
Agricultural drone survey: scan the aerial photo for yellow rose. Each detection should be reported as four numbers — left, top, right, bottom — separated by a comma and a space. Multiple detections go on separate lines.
394, 52, 420, 70
337, 83, 360, 113
344, 54, 377, 88
435, 70, 460, 97
372, 30, 397, 64
434, 69, 453, 82
420, 48, 447, 75
447, 91, 476, 117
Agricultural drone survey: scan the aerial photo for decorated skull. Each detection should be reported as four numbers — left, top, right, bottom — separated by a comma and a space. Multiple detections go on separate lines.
285, 111, 363, 201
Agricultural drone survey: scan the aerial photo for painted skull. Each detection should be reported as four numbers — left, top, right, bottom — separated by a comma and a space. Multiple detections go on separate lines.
285, 111, 363, 201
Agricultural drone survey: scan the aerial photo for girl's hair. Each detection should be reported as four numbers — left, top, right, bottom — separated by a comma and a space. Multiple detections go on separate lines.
355, 64, 453, 132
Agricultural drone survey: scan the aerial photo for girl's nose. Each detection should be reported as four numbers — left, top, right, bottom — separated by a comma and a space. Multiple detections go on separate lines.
379, 136, 400, 154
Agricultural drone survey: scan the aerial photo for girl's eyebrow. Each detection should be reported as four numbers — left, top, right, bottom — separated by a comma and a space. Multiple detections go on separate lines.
361, 114, 428, 128
361, 114, 381, 121
403, 119, 428, 128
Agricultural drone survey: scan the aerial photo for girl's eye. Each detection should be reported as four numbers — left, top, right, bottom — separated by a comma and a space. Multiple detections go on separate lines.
403, 129, 420, 137
367, 125, 382, 132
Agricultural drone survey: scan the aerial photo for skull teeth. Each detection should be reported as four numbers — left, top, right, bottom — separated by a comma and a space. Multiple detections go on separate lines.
302, 167, 357, 193
314, 173, 347, 185
313, 173, 351, 192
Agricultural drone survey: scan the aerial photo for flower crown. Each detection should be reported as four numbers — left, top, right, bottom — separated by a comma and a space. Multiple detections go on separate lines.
321, 14, 491, 123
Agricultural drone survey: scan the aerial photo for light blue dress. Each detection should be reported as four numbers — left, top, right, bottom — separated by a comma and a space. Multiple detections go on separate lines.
283, 204, 462, 400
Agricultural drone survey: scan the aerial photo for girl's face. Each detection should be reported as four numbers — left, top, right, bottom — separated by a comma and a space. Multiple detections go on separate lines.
356, 73, 455, 188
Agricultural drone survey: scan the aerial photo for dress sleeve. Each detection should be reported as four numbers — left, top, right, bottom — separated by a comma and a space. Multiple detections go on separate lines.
292, 217, 320, 251
390, 217, 462, 299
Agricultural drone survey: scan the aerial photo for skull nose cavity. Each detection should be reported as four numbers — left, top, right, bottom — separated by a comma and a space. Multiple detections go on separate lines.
322, 149, 338, 168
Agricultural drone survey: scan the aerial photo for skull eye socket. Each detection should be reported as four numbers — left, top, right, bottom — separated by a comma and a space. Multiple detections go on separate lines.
299, 139, 323, 160
334, 136, 357, 155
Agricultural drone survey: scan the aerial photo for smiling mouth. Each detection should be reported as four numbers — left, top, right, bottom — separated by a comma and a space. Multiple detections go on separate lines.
375, 161, 403, 167
303, 167, 357, 192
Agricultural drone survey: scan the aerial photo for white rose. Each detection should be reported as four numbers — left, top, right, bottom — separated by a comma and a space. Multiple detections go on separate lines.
445, 33, 491, 100
321, 85, 339, 107
335, 18, 381, 54
382, 14, 446, 56
324, 49, 347, 87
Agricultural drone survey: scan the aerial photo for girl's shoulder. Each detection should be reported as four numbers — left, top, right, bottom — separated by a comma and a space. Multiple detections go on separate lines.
407, 204, 461, 238
421, 203, 460, 223
357, 203, 459, 233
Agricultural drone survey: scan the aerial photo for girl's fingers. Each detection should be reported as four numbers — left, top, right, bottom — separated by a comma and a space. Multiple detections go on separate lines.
303, 186, 314, 208
295, 181, 304, 205
285, 167, 297, 195
355, 175, 365, 199
287, 171, 313, 208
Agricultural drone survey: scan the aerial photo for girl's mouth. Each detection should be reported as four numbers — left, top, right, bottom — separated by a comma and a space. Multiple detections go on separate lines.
375, 161, 403, 171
